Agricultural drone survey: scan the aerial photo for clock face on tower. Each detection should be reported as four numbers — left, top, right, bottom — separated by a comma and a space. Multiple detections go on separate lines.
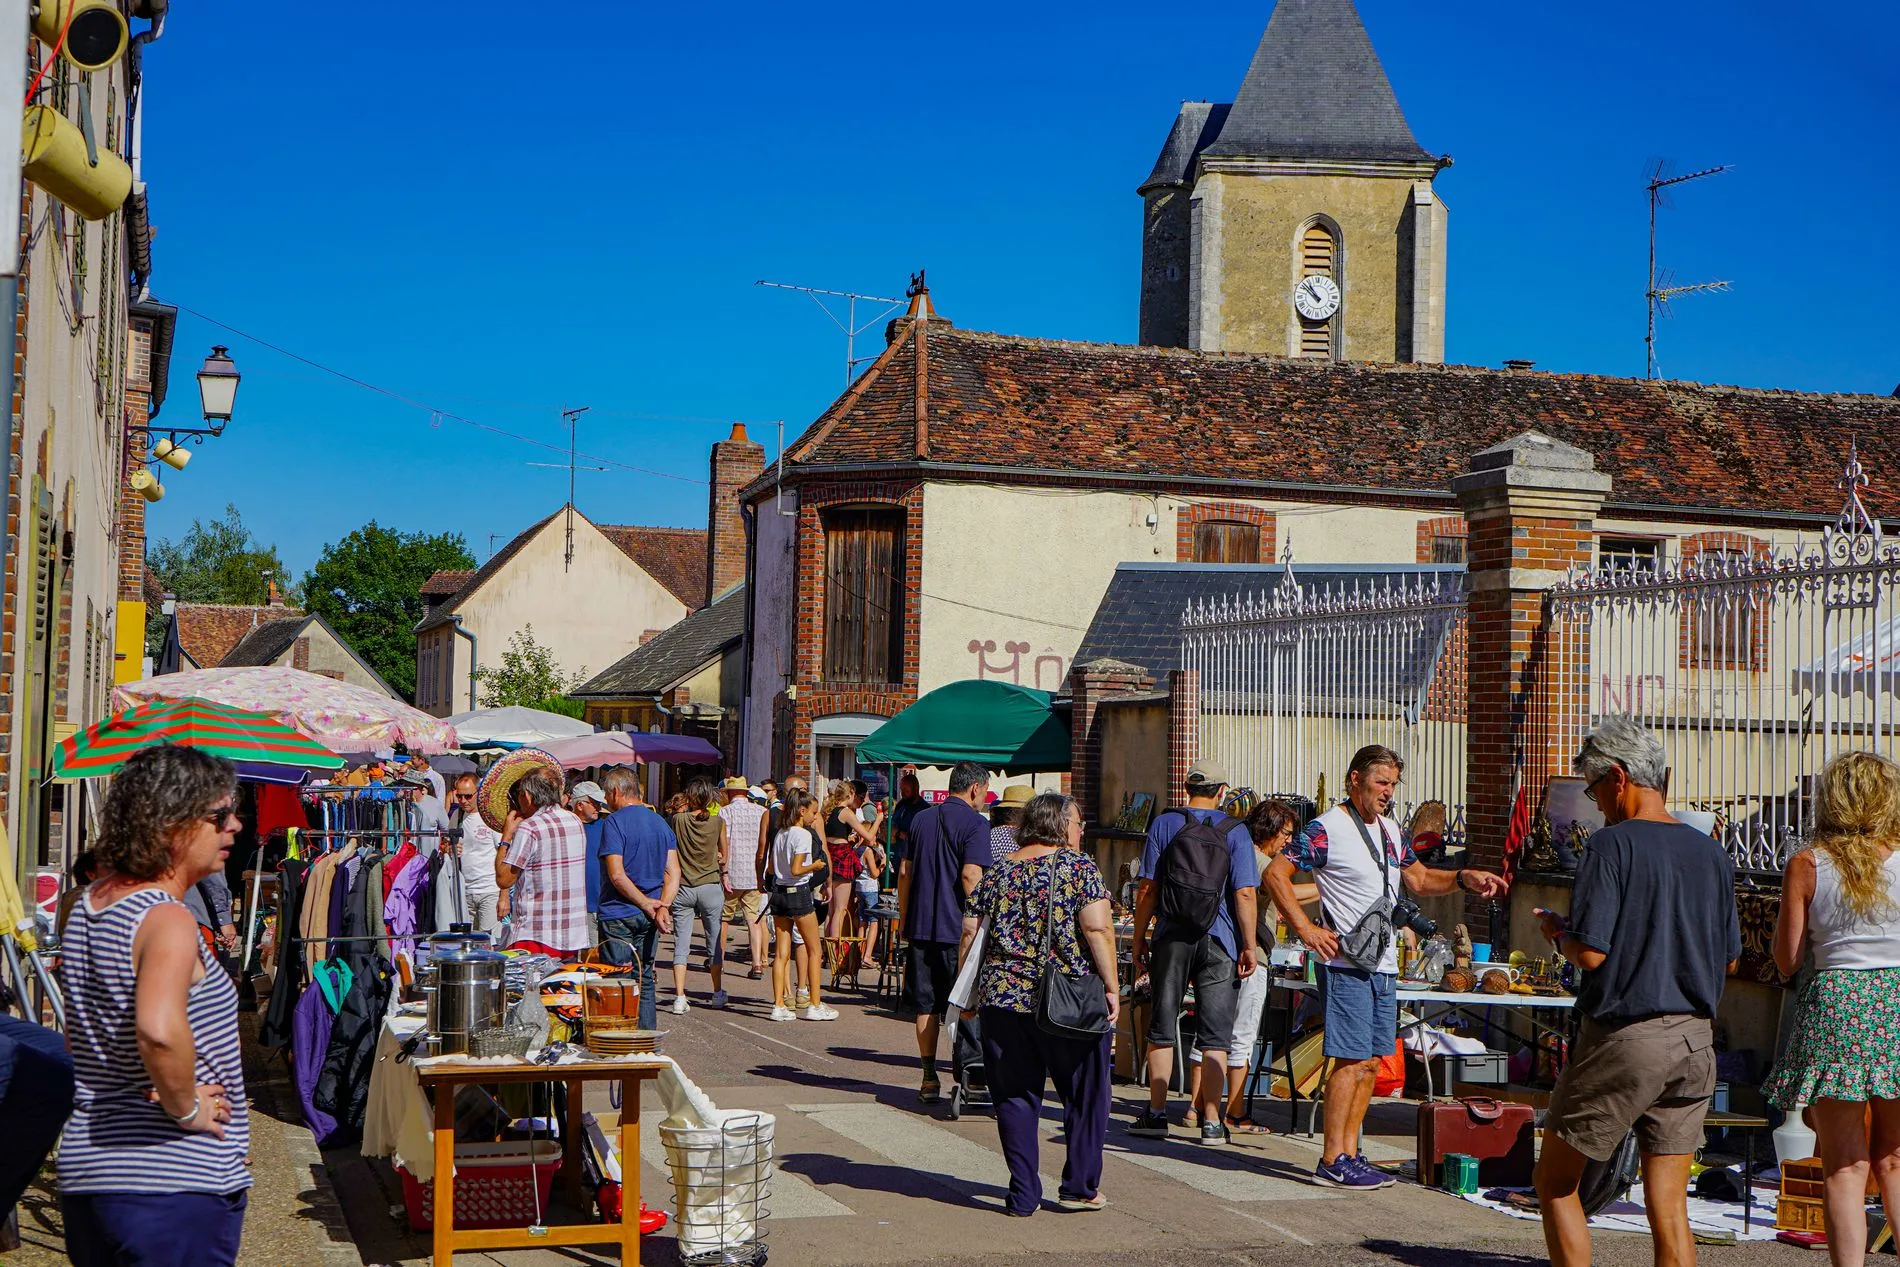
1293, 274, 1341, 321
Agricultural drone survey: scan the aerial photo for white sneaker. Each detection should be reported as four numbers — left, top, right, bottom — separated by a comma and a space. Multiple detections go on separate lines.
670, 995, 690, 1015
800, 1004, 837, 1021
769, 1005, 797, 1022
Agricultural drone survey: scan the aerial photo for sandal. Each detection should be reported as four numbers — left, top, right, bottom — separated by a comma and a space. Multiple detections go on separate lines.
1181, 1109, 1201, 1129
1056, 1193, 1108, 1212
1224, 1115, 1271, 1136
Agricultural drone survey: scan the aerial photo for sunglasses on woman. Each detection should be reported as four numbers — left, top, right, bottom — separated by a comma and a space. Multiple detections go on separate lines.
201, 805, 239, 827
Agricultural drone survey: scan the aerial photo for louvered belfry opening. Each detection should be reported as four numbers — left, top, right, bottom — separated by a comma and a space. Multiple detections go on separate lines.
1299, 223, 1336, 359
823, 506, 906, 684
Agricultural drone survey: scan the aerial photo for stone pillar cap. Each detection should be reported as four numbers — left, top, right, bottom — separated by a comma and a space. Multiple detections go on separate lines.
1452, 430, 1611, 498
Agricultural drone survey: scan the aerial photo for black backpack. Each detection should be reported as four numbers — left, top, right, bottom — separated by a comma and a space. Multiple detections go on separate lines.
1155, 810, 1235, 936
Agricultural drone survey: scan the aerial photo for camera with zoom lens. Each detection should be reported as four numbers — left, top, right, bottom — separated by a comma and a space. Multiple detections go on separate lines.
1392, 895, 1437, 939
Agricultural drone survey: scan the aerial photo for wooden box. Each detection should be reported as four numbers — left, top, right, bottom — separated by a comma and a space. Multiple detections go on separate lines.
1777, 1158, 1826, 1234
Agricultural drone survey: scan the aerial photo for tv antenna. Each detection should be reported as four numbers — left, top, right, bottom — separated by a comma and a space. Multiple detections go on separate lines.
756, 280, 907, 387
1645, 161, 1732, 380
526, 406, 594, 571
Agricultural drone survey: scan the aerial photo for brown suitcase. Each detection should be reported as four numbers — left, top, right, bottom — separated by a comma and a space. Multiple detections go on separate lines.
1417, 1096, 1536, 1188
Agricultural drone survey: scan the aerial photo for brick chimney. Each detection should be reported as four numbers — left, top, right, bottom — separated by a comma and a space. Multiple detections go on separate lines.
706, 422, 765, 601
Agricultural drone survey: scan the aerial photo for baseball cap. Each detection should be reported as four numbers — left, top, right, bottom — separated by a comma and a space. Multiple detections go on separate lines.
1185, 758, 1230, 789
570, 781, 607, 807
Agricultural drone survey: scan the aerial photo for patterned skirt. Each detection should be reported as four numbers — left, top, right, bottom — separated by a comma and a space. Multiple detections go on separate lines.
1761, 966, 1900, 1108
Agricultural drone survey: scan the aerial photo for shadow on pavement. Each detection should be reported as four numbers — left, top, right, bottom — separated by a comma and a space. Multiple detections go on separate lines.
777, 1152, 1011, 1210
825, 1045, 921, 1069
1359, 1240, 1547, 1266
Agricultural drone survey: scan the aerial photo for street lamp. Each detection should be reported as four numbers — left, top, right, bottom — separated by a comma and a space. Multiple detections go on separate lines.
196, 345, 240, 430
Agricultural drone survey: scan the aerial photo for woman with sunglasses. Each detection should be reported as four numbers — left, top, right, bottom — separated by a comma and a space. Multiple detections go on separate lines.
57, 745, 252, 1266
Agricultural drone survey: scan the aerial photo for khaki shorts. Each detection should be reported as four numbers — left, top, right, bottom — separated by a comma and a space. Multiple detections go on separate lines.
722, 889, 766, 924
1545, 1013, 1715, 1161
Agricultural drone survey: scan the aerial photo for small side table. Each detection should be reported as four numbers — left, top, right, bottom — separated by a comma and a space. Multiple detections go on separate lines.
414, 1061, 663, 1266
1702, 1110, 1769, 1234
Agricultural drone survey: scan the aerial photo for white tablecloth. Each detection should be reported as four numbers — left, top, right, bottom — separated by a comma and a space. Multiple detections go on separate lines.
361, 1011, 707, 1183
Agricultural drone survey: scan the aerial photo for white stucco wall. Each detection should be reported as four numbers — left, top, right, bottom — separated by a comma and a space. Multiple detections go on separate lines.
742, 492, 797, 775
437, 516, 689, 713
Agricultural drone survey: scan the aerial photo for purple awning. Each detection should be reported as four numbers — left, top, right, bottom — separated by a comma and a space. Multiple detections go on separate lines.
539, 730, 724, 769
624, 732, 723, 764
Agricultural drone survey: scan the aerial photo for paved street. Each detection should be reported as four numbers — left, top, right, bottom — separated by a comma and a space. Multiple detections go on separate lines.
301, 956, 1798, 1267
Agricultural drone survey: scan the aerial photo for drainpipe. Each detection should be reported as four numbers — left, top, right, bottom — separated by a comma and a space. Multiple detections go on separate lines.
450, 615, 477, 710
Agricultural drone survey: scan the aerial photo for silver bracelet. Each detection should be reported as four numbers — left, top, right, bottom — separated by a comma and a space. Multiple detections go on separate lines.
172, 1096, 201, 1126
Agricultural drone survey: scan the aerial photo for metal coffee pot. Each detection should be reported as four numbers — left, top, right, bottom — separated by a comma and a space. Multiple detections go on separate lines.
420, 929, 505, 1054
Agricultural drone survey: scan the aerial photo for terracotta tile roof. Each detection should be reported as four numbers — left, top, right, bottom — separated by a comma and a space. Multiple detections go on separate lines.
174, 602, 303, 669
777, 315, 1900, 522
414, 513, 707, 632
420, 569, 473, 597
599, 526, 708, 609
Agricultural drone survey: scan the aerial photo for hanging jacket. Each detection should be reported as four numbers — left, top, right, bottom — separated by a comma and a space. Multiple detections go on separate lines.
310, 954, 391, 1145
259, 858, 309, 1049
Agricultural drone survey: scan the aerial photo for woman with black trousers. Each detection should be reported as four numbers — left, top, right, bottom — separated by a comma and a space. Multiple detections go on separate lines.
959, 792, 1120, 1216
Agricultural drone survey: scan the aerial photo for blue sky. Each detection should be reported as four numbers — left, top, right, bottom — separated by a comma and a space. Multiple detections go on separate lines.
139, 1, 1899, 578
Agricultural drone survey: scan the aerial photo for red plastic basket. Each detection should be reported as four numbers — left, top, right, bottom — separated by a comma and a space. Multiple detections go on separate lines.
399, 1141, 562, 1231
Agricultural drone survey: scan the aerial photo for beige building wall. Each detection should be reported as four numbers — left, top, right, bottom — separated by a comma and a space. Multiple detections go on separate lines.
436, 518, 689, 715
295, 625, 392, 697
1193, 167, 1444, 362
7, 63, 136, 866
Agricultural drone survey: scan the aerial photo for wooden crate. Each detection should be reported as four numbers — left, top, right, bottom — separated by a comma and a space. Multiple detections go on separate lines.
1778, 1158, 1826, 1234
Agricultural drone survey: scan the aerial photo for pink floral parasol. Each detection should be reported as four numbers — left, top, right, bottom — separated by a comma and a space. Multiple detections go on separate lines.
114, 666, 460, 755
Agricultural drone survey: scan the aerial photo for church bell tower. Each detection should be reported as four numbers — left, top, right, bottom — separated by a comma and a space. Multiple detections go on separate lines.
1138, 0, 1450, 363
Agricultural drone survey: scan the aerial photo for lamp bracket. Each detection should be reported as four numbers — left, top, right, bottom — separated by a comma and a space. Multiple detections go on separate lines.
127, 423, 225, 446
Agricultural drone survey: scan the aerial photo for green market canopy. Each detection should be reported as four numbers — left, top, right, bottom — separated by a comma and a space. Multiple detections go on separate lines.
854, 680, 1070, 774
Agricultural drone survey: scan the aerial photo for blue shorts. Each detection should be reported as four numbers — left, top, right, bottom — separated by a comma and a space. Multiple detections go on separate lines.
1319, 964, 1397, 1062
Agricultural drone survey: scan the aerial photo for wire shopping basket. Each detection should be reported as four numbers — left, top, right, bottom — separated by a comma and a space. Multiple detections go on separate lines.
659, 1110, 773, 1266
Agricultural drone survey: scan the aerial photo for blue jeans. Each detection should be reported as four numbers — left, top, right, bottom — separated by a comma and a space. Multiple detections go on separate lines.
598, 909, 660, 1030
0, 1014, 73, 1221
64, 1189, 248, 1267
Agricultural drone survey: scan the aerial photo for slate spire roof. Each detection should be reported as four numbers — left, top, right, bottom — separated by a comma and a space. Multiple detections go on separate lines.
1199, 0, 1435, 166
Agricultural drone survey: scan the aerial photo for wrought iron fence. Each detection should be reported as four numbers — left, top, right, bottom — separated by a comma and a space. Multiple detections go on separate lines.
1180, 553, 1468, 835
1544, 445, 1900, 875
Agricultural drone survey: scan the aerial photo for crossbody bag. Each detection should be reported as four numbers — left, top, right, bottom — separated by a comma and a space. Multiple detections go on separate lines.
1034, 856, 1112, 1040
1335, 811, 1397, 972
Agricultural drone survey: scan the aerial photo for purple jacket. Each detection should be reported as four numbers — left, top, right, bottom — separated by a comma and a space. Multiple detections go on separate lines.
383, 854, 431, 960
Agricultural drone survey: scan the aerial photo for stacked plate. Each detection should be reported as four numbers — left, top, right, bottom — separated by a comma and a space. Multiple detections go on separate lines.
586, 1028, 663, 1057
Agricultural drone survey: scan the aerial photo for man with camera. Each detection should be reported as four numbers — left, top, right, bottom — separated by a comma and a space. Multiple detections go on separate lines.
1264, 744, 1507, 1189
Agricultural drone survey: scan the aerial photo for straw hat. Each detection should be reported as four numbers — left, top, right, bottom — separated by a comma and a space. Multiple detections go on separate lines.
720, 776, 750, 792
475, 747, 563, 831
998, 784, 1036, 807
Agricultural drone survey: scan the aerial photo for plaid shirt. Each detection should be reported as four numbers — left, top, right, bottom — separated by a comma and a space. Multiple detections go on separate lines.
506, 806, 590, 952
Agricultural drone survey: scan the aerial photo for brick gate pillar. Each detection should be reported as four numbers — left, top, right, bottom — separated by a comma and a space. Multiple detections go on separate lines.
1167, 668, 1201, 803
1068, 658, 1157, 825
1452, 432, 1610, 921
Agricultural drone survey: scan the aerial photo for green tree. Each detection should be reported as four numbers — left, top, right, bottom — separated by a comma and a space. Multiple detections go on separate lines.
474, 626, 586, 713
145, 503, 292, 652
301, 522, 475, 702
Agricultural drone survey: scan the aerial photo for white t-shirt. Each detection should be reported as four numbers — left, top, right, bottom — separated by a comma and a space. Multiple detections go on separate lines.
772, 826, 815, 888
722, 799, 767, 890
460, 813, 502, 898
1296, 803, 1411, 975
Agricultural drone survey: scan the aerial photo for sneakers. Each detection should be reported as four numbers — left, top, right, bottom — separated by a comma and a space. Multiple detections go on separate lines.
1127, 1109, 1171, 1138
919, 1075, 942, 1104
769, 1004, 797, 1022
1199, 1121, 1228, 1148
796, 987, 810, 1008
800, 1004, 838, 1021
1356, 1154, 1395, 1188
711, 990, 729, 1009
670, 995, 690, 1015
1313, 1153, 1388, 1189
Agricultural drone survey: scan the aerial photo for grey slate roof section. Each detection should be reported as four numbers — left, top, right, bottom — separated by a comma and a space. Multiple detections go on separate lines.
1202, 0, 1435, 164
1069, 562, 1463, 691
1139, 101, 1232, 192
573, 586, 745, 699
220, 617, 308, 668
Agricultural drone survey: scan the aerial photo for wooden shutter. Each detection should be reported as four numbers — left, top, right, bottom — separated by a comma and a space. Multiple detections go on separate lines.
1192, 520, 1261, 564
823, 508, 904, 684
1298, 223, 1335, 359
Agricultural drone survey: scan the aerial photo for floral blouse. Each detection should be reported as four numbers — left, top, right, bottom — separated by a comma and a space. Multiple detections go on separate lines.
969, 849, 1109, 1014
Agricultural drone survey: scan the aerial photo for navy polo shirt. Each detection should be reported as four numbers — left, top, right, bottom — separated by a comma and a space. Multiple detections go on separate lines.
903, 796, 991, 944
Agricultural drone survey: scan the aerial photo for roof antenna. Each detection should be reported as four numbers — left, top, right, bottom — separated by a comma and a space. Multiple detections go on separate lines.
527, 406, 596, 571
756, 279, 908, 387
1645, 160, 1732, 380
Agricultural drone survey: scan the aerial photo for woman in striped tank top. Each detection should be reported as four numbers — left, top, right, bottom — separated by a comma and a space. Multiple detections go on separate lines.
57, 745, 252, 1266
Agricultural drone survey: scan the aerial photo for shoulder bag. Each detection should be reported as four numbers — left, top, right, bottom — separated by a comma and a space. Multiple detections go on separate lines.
1034, 856, 1112, 1040
1336, 811, 1397, 973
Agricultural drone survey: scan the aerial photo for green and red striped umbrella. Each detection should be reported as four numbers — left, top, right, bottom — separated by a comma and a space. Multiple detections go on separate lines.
52, 697, 345, 781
